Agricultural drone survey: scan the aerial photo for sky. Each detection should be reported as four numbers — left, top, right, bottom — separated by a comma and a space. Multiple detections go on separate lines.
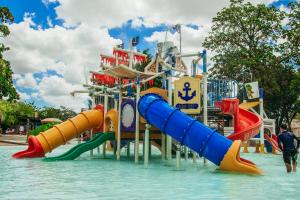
0, 0, 295, 112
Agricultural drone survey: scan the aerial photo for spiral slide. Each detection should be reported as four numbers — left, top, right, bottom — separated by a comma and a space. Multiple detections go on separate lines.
44, 132, 114, 161
138, 94, 262, 174
216, 99, 262, 141
12, 109, 103, 158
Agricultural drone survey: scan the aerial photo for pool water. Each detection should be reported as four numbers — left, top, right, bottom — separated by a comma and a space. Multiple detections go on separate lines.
1, 144, 299, 200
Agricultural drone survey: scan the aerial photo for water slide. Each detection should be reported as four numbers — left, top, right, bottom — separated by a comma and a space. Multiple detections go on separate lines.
13, 109, 103, 158
264, 134, 281, 152
29, 122, 58, 136
216, 99, 262, 141
44, 132, 114, 161
138, 94, 262, 174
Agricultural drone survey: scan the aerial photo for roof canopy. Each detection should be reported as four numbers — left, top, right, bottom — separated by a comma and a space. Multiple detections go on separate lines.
104, 64, 156, 79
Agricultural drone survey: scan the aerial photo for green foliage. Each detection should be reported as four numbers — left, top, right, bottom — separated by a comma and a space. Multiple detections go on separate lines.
0, 6, 18, 100
203, 0, 284, 82
0, 7, 14, 37
203, 0, 300, 128
39, 106, 77, 121
135, 49, 152, 72
284, 2, 300, 67
29, 122, 58, 136
0, 100, 36, 127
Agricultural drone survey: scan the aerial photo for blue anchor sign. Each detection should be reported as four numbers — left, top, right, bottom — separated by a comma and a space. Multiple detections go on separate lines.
178, 82, 196, 101
174, 77, 201, 114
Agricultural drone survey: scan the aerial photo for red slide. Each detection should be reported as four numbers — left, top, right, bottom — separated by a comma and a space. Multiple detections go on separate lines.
216, 99, 262, 141
264, 134, 281, 152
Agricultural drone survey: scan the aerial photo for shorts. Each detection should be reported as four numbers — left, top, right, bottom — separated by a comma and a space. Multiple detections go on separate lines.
283, 150, 298, 164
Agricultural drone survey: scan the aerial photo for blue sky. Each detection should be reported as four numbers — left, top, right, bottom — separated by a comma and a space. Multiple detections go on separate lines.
0, 0, 294, 111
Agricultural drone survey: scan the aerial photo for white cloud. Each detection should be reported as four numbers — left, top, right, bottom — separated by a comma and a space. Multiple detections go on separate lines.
37, 75, 89, 111
0, 14, 121, 112
42, 0, 58, 7
47, 16, 53, 27
18, 91, 31, 101
3, 15, 121, 84
2, 0, 277, 110
131, 17, 160, 29
15, 73, 37, 89
54, 0, 276, 28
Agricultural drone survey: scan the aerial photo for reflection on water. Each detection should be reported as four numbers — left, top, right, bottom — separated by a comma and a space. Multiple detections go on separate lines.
1, 145, 299, 200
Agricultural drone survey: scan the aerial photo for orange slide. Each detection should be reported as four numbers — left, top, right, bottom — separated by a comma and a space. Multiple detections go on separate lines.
217, 99, 262, 141
264, 134, 281, 152
13, 109, 103, 158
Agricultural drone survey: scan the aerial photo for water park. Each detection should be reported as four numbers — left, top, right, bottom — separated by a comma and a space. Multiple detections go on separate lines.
1, 1, 300, 200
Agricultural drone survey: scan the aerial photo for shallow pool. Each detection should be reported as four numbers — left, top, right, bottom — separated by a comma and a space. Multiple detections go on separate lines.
1, 144, 299, 200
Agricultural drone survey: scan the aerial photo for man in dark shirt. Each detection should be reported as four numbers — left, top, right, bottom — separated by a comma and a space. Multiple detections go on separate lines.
278, 124, 300, 173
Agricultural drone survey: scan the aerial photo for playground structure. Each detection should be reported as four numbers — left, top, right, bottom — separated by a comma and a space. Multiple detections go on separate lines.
13, 35, 282, 175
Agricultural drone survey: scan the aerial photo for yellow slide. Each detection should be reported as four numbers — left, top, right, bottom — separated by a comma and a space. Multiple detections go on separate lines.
13, 109, 103, 158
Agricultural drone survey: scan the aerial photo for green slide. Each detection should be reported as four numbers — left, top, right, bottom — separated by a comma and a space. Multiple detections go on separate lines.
44, 132, 114, 161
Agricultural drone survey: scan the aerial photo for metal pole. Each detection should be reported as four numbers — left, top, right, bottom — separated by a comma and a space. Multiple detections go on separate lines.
259, 89, 264, 153
90, 96, 96, 156
102, 94, 108, 157
161, 133, 166, 160
127, 142, 130, 157
166, 75, 172, 161
203, 50, 208, 164
179, 25, 182, 55
117, 87, 122, 160
129, 38, 133, 69
184, 147, 188, 160
176, 145, 181, 169
144, 124, 151, 166
113, 97, 118, 156
193, 152, 196, 163
134, 76, 140, 164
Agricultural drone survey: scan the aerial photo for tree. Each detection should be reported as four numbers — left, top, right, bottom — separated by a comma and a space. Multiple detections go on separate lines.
0, 100, 36, 131
0, 7, 18, 100
135, 49, 152, 72
284, 2, 300, 68
38, 106, 77, 121
203, 0, 300, 129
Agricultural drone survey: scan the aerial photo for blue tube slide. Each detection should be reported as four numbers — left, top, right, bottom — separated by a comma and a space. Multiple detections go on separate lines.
138, 94, 232, 166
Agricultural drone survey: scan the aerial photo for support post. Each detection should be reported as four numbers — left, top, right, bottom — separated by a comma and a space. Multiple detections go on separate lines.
161, 133, 166, 160
203, 50, 208, 164
127, 142, 130, 157
134, 76, 140, 164
193, 152, 196, 163
117, 87, 122, 160
129, 38, 133, 69
90, 96, 96, 156
184, 147, 188, 160
102, 94, 108, 157
176, 144, 181, 170
259, 91, 265, 154
144, 124, 151, 166
166, 75, 173, 161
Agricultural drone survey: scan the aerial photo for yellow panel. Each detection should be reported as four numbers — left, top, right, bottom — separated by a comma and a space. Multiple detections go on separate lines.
239, 101, 260, 110
174, 76, 201, 114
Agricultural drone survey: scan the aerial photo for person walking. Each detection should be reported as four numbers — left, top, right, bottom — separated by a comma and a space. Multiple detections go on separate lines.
278, 124, 300, 173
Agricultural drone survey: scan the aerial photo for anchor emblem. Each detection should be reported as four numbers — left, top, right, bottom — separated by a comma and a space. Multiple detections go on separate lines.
178, 82, 196, 101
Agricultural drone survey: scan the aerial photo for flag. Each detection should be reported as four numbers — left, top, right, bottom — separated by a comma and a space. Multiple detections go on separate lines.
132, 36, 139, 46
172, 24, 181, 33
117, 43, 124, 49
